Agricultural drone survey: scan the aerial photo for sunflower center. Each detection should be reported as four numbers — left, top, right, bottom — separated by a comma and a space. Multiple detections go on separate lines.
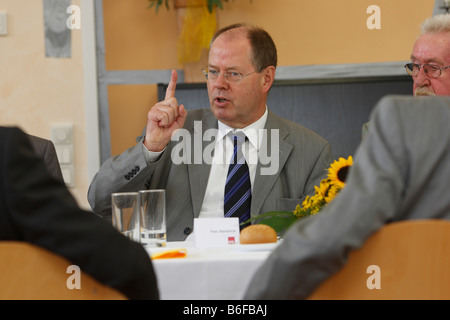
337, 166, 349, 182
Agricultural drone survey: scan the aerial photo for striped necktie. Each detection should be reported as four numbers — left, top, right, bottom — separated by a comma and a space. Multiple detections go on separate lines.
224, 132, 251, 229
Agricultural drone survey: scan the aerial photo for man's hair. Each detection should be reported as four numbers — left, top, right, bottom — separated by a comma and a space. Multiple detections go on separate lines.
421, 14, 450, 34
210, 23, 278, 72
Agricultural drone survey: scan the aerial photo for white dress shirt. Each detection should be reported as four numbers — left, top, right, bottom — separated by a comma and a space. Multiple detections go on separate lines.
198, 107, 268, 218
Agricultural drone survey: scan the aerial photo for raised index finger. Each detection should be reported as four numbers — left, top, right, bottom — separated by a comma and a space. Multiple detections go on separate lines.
165, 70, 178, 100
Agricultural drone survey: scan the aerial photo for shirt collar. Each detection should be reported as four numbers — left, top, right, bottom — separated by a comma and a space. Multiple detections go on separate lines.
217, 106, 268, 149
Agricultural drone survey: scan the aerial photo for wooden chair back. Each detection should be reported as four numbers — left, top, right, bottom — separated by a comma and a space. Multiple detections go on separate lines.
308, 220, 450, 299
0, 241, 127, 300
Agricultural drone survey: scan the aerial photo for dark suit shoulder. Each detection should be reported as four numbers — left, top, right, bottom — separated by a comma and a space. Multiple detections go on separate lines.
0, 126, 26, 137
26, 134, 52, 156
0, 126, 34, 152
25, 134, 64, 182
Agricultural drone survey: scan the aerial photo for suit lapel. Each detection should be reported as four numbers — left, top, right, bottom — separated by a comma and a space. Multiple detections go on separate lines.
186, 110, 293, 217
251, 111, 293, 216
188, 111, 218, 217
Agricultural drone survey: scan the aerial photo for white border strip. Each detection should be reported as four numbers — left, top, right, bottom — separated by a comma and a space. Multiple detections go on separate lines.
81, 0, 100, 181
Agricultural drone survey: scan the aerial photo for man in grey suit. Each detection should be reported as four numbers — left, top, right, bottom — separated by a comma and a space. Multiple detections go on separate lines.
88, 23, 332, 241
244, 95, 450, 299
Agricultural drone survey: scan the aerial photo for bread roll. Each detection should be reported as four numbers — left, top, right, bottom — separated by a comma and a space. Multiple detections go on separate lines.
240, 224, 277, 244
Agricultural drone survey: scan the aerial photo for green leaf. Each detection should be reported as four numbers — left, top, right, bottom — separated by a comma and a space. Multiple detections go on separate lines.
258, 215, 297, 235
214, 0, 224, 10
241, 211, 298, 235
207, 0, 213, 13
147, 0, 169, 13
241, 210, 292, 223
206, 0, 224, 13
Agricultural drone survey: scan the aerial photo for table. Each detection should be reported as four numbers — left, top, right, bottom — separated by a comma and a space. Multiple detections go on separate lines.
146, 241, 279, 300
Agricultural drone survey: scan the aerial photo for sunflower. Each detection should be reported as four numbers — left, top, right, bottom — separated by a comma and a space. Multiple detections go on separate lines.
314, 179, 331, 197
297, 195, 323, 215
324, 183, 340, 203
327, 156, 353, 188
253, 155, 353, 235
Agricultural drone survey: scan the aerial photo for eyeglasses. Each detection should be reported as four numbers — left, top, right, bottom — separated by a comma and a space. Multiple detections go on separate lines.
404, 63, 450, 78
201, 67, 257, 83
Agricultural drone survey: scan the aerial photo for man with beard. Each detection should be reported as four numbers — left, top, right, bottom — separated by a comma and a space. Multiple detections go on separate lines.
406, 14, 450, 96
362, 14, 450, 139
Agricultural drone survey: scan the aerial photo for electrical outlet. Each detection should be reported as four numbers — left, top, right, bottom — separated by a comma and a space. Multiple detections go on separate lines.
0, 12, 7, 36
51, 124, 75, 188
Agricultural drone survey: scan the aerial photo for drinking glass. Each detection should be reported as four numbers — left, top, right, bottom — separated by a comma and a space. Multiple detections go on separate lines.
139, 189, 167, 247
111, 192, 140, 243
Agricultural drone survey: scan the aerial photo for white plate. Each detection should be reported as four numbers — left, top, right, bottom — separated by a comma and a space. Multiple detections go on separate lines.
234, 242, 279, 252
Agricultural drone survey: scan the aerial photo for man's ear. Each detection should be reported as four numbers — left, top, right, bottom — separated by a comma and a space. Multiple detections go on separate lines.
262, 66, 276, 93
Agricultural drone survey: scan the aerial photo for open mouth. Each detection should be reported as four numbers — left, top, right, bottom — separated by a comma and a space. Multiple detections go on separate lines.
215, 97, 230, 105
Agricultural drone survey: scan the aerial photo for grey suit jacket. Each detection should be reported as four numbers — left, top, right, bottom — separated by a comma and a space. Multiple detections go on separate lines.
88, 109, 332, 241
244, 95, 450, 299
26, 134, 64, 183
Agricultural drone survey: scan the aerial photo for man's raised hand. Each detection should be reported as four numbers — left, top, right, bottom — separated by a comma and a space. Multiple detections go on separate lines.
144, 70, 187, 152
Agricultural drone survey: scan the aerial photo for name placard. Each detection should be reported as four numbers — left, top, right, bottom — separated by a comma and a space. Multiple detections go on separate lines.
194, 218, 240, 248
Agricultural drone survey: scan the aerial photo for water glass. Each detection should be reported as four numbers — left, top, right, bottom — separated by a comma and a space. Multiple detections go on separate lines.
111, 192, 140, 243
139, 189, 167, 247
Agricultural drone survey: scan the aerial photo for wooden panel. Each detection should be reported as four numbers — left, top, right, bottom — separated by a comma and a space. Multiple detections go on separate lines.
102, 0, 435, 70
108, 84, 158, 155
